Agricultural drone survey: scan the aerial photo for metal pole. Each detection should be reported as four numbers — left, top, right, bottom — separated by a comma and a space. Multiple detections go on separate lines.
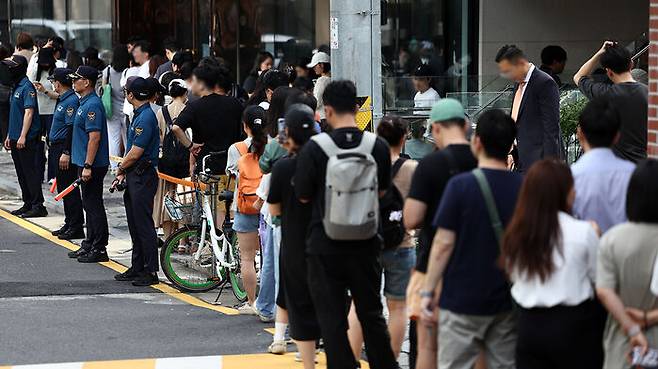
329, 0, 383, 124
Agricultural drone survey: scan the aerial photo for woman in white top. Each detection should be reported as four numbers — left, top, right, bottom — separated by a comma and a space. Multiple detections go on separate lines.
104, 45, 131, 171
30, 47, 59, 182
502, 160, 602, 369
308, 52, 331, 126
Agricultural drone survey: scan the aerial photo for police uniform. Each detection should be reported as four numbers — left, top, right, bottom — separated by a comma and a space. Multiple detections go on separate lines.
123, 102, 160, 275
49, 83, 84, 237
8, 75, 45, 215
72, 88, 110, 255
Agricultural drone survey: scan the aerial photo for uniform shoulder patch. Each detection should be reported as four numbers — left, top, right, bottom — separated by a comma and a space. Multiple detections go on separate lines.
135, 127, 143, 136
29, 91, 36, 97
66, 107, 75, 116
87, 111, 96, 121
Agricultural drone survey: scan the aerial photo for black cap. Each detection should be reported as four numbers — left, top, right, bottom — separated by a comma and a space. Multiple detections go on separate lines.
47, 68, 74, 84
68, 66, 99, 83
2, 54, 28, 69
145, 77, 166, 95
285, 103, 315, 130
125, 77, 154, 100
243, 105, 266, 126
413, 64, 434, 77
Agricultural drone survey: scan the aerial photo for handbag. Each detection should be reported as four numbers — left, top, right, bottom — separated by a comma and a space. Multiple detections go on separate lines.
101, 66, 113, 117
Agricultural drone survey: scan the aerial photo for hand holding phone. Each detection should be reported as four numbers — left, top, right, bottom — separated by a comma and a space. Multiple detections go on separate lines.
277, 118, 287, 144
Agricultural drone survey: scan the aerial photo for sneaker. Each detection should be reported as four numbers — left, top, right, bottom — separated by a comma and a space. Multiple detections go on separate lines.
52, 225, 69, 236
68, 247, 89, 258
114, 267, 141, 281
77, 249, 109, 263
21, 206, 48, 218
10, 205, 31, 216
58, 228, 85, 240
236, 302, 257, 315
268, 340, 287, 355
254, 307, 274, 323
132, 272, 159, 286
294, 352, 320, 363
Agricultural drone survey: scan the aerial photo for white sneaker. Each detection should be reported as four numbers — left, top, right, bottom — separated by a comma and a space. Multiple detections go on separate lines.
268, 340, 287, 354
294, 351, 320, 363
236, 302, 257, 315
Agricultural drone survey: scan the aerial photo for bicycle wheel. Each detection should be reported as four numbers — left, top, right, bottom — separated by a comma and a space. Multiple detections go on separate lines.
160, 226, 223, 292
229, 232, 248, 303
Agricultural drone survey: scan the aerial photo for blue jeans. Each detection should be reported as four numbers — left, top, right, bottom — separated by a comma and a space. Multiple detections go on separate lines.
255, 224, 280, 318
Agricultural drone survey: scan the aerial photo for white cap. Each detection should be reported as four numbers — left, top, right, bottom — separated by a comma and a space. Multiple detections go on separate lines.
307, 52, 330, 68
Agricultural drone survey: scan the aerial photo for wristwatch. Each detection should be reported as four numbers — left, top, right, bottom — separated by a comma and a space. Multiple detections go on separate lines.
83, 163, 92, 170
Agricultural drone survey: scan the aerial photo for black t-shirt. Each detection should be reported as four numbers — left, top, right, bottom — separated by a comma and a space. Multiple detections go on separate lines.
268, 156, 311, 255
174, 93, 244, 172
407, 144, 477, 272
295, 127, 391, 255
578, 77, 648, 163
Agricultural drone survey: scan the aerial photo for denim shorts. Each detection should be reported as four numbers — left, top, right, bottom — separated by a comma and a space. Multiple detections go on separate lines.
381, 247, 416, 300
232, 211, 260, 233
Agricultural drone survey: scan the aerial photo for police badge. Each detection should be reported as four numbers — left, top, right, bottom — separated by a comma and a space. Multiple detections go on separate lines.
87, 111, 96, 121
66, 107, 75, 117
135, 127, 143, 136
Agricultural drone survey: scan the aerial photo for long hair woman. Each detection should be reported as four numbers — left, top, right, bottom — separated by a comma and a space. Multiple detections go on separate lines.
243, 51, 274, 95
502, 160, 601, 369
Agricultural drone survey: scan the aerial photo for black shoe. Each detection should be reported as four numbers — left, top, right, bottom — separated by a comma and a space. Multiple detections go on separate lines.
58, 228, 85, 240
114, 267, 141, 281
10, 205, 30, 216
132, 272, 159, 286
52, 225, 69, 236
21, 206, 48, 218
77, 249, 109, 263
68, 247, 90, 258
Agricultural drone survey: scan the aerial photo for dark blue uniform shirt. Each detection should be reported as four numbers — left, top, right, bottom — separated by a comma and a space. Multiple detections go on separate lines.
127, 103, 159, 167
49, 89, 79, 142
72, 92, 109, 167
8, 76, 41, 141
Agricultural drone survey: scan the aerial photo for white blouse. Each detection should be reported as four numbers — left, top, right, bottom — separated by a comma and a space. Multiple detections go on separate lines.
511, 212, 599, 308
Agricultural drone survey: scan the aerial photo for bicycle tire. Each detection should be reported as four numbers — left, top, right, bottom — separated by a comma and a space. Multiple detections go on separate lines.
160, 226, 223, 292
228, 231, 248, 303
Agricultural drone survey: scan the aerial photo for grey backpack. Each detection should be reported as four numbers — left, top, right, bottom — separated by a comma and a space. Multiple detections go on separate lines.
312, 131, 379, 241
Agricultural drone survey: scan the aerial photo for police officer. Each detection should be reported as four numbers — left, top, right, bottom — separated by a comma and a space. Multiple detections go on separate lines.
66, 66, 111, 263
2, 55, 47, 218
113, 77, 160, 286
48, 68, 85, 240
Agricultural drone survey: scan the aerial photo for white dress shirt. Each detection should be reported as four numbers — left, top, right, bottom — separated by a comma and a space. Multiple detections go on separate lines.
511, 212, 599, 308
517, 63, 535, 101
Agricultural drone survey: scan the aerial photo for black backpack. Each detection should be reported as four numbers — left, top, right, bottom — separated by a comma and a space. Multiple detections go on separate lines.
380, 158, 407, 249
158, 106, 190, 178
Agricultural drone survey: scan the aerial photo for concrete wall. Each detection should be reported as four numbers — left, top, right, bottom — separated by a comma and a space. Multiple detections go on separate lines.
479, 0, 648, 80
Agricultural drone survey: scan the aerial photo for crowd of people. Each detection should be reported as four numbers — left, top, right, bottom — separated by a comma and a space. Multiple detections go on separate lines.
0, 29, 657, 369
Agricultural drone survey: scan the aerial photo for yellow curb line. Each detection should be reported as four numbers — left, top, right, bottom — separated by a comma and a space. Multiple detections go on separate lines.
0, 208, 238, 315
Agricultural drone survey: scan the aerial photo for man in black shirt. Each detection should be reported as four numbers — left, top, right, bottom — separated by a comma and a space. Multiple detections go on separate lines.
574, 41, 648, 163
403, 98, 477, 368
295, 81, 397, 369
172, 63, 244, 173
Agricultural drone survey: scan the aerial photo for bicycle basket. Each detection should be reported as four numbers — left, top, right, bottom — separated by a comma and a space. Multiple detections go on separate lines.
164, 191, 201, 225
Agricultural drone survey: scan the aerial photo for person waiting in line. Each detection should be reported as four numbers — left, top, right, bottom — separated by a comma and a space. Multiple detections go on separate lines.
596, 160, 658, 369
502, 160, 601, 369
155, 37, 179, 80
131, 41, 152, 78
225, 105, 268, 314
574, 41, 648, 163
66, 66, 110, 263
403, 99, 477, 369
420, 109, 521, 369
267, 103, 320, 367
572, 98, 635, 233
539, 45, 567, 87
307, 52, 331, 129
14, 32, 34, 62
112, 77, 161, 287
403, 119, 434, 160
243, 51, 274, 96
103, 45, 131, 173
30, 46, 59, 183
294, 56, 315, 80
2, 55, 46, 218
292, 76, 315, 96
295, 80, 397, 369
348, 115, 418, 362
48, 68, 84, 240
496, 45, 562, 172
82, 47, 106, 71
412, 64, 440, 115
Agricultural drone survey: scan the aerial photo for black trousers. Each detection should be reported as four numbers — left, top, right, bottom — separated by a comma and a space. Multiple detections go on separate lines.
124, 166, 159, 273
10, 139, 44, 208
307, 253, 397, 369
516, 299, 605, 369
0, 102, 9, 143
50, 141, 84, 230
79, 165, 108, 252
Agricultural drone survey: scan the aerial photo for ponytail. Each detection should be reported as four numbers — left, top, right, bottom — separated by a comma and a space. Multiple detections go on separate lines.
248, 120, 267, 157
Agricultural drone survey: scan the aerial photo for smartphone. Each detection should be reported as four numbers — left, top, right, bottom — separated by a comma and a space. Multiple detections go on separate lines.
277, 118, 287, 144
632, 346, 658, 368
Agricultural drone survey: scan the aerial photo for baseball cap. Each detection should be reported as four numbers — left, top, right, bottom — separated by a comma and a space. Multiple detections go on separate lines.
414, 64, 434, 77
243, 105, 266, 126
47, 68, 74, 84
2, 54, 28, 69
68, 66, 99, 82
285, 103, 315, 130
307, 52, 330, 68
125, 77, 154, 100
430, 98, 466, 123
145, 77, 166, 95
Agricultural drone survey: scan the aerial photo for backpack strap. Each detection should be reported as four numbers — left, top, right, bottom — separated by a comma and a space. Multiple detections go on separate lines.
472, 168, 504, 248
236, 141, 249, 156
312, 131, 377, 157
311, 132, 340, 157
162, 105, 174, 128
391, 157, 407, 179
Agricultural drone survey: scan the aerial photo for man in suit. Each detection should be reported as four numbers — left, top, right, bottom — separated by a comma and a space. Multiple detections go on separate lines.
496, 45, 562, 172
